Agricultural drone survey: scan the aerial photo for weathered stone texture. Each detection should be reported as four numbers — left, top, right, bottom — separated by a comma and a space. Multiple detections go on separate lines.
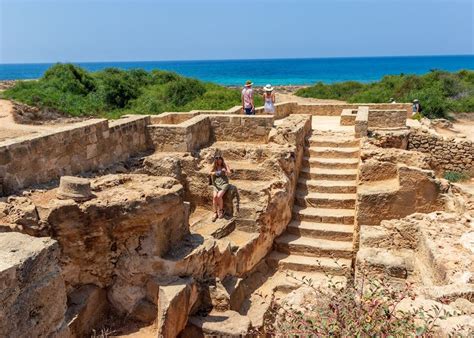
209, 114, 274, 143
157, 277, 199, 338
292, 102, 411, 116
66, 284, 109, 337
0, 115, 150, 194
368, 109, 407, 129
147, 115, 211, 152
0, 232, 69, 337
357, 165, 447, 225
408, 130, 474, 174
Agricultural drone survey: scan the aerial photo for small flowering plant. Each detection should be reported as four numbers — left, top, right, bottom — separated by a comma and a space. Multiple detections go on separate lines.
262, 268, 459, 337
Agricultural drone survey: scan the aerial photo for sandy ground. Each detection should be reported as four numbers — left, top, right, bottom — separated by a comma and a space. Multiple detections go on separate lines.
0, 100, 53, 142
432, 116, 474, 142
275, 91, 346, 105
0, 99, 88, 143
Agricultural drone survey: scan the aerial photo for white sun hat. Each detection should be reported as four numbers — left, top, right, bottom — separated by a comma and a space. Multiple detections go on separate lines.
264, 84, 274, 92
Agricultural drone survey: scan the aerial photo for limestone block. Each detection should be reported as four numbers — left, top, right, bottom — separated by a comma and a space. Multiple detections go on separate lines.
157, 277, 198, 338
0, 232, 69, 338
188, 310, 251, 336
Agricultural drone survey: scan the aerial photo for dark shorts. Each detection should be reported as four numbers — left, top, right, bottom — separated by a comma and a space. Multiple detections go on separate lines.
244, 107, 255, 115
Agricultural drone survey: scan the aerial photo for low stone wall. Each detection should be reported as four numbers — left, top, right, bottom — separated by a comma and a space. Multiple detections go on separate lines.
368, 109, 407, 129
148, 115, 211, 152
209, 115, 274, 143
0, 115, 150, 194
147, 114, 274, 151
150, 112, 199, 125
408, 131, 474, 174
0, 232, 69, 337
292, 102, 411, 116
255, 102, 297, 119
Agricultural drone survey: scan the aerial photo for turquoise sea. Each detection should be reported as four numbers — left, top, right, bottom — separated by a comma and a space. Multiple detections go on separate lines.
0, 55, 473, 85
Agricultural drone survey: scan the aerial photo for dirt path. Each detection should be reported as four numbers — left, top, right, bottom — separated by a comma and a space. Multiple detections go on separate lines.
0, 100, 52, 142
275, 92, 347, 104
0, 99, 88, 143
430, 115, 474, 142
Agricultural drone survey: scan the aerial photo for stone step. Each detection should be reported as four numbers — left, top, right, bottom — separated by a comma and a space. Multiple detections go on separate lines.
292, 206, 354, 224
226, 160, 268, 181
307, 136, 360, 148
287, 220, 354, 241
297, 178, 357, 194
302, 157, 359, 169
295, 192, 356, 209
300, 167, 358, 181
274, 233, 353, 259
267, 251, 351, 275
190, 212, 236, 239
234, 218, 260, 233
304, 146, 360, 158
230, 179, 274, 201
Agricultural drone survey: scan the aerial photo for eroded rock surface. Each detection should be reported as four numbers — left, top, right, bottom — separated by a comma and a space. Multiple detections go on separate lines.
0, 232, 69, 337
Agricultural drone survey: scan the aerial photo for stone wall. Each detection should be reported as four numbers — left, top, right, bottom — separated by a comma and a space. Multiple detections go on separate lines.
356, 145, 448, 226
292, 102, 411, 116
0, 232, 69, 337
147, 114, 275, 151
148, 115, 211, 152
0, 115, 150, 194
368, 109, 407, 129
151, 112, 199, 125
209, 115, 274, 143
408, 130, 474, 174
254, 102, 297, 119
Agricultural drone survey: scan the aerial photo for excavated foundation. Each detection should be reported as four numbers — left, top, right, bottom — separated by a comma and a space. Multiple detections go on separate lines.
1, 103, 473, 337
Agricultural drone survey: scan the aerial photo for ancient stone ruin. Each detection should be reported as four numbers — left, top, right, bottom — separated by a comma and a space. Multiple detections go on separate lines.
0, 102, 473, 337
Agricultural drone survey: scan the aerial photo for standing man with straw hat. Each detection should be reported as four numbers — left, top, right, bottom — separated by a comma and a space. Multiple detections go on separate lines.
242, 80, 255, 115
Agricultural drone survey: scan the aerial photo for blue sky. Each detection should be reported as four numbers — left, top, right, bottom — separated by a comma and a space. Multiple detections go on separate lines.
0, 0, 472, 63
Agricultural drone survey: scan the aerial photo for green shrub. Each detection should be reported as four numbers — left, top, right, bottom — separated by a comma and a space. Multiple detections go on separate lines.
296, 70, 474, 119
43, 63, 96, 95
94, 68, 143, 109
164, 78, 206, 106
4, 64, 254, 118
444, 171, 470, 182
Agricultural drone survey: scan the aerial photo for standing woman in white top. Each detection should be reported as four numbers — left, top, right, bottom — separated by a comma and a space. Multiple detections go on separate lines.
263, 84, 276, 113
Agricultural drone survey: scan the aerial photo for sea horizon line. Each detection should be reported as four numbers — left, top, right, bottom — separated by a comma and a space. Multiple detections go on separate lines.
1, 53, 473, 66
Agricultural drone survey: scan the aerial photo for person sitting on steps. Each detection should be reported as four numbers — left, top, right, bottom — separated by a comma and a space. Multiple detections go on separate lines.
210, 155, 232, 221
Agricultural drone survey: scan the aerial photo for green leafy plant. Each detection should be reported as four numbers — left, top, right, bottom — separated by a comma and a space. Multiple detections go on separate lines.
3, 63, 262, 119
444, 171, 470, 182
296, 70, 474, 119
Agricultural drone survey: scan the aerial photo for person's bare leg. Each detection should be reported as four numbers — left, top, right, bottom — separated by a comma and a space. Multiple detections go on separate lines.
217, 190, 225, 218
212, 191, 219, 221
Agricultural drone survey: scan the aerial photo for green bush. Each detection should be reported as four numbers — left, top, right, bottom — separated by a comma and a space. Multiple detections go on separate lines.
444, 171, 470, 182
164, 78, 206, 106
3, 63, 253, 118
296, 70, 474, 118
43, 63, 96, 95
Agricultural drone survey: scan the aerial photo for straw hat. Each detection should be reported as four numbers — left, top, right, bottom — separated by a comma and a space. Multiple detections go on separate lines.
245, 80, 253, 87
264, 84, 274, 92
413, 99, 419, 103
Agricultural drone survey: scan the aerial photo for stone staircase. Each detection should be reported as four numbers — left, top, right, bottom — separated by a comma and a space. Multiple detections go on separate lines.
268, 132, 360, 276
